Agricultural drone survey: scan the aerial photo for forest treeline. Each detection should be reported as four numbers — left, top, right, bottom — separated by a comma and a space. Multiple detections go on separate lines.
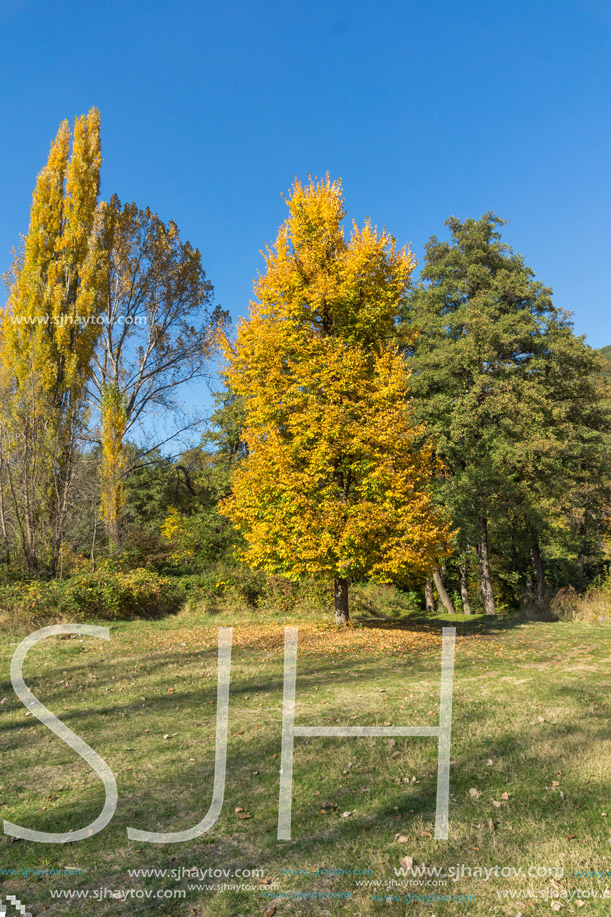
1, 110, 610, 624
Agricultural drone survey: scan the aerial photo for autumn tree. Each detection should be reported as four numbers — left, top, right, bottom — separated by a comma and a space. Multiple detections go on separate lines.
89, 196, 228, 545
0, 109, 106, 573
99, 382, 128, 549
222, 177, 451, 624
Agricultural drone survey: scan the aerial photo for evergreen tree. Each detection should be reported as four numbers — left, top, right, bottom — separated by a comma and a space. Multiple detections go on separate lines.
404, 213, 610, 612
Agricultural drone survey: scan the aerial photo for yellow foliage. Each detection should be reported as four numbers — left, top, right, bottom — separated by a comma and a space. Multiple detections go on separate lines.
0, 109, 106, 570
1, 108, 107, 404
222, 177, 451, 585
161, 508, 195, 564
100, 383, 128, 542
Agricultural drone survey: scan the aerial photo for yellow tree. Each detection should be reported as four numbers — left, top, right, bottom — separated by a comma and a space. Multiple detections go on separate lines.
222, 177, 451, 623
99, 383, 128, 550
0, 109, 106, 573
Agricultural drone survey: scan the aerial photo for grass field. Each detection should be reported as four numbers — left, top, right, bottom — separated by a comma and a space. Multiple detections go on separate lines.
1, 602, 611, 915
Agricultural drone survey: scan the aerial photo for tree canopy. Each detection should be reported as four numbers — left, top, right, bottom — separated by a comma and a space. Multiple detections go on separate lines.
221, 177, 451, 623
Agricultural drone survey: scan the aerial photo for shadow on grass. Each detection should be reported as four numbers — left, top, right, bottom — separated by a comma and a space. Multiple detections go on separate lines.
353, 609, 527, 635
1, 628, 609, 917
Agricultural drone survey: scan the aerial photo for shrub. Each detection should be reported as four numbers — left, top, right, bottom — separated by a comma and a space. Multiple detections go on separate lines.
551, 584, 611, 623
0, 567, 188, 627
181, 564, 331, 616
350, 581, 422, 618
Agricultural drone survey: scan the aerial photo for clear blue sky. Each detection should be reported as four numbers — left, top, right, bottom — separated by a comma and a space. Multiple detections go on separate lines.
1, 0, 610, 379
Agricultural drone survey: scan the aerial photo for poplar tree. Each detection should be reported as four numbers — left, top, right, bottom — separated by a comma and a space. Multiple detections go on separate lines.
0, 109, 106, 573
222, 177, 451, 623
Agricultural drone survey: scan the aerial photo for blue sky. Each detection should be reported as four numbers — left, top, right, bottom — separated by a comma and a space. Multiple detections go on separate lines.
1, 0, 610, 421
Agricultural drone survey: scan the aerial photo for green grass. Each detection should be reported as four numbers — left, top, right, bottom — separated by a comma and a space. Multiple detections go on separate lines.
1, 602, 611, 915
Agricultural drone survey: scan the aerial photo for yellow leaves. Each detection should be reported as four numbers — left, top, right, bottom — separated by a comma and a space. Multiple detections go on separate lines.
100, 384, 128, 536
0, 109, 106, 567
224, 339, 449, 583
161, 507, 186, 541
123, 618, 495, 661
161, 508, 195, 565
2, 107, 106, 404
222, 177, 451, 587
246, 175, 414, 351
284, 174, 345, 258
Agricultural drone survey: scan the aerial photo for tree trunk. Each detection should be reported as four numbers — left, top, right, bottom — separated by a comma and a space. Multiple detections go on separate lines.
6, 460, 36, 574
477, 513, 496, 615
91, 513, 98, 573
433, 570, 455, 614
530, 540, 547, 605
424, 578, 435, 614
0, 451, 11, 566
50, 438, 75, 579
576, 552, 585, 591
459, 556, 472, 614
334, 577, 349, 625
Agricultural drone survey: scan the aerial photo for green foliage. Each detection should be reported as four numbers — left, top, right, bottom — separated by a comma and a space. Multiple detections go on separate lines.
122, 450, 176, 535
203, 388, 247, 465
598, 344, 611, 380
185, 563, 328, 614
350, 581, 423, 617
404, 212, 611, 608
0, 566, 187, 626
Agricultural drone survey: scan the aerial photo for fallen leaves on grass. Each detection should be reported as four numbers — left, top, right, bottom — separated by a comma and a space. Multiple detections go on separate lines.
119, 622, 486, 659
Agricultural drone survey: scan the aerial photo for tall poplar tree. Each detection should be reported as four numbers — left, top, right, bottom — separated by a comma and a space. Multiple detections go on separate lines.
222, 177, 451, 623
0, 109, 106, 573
